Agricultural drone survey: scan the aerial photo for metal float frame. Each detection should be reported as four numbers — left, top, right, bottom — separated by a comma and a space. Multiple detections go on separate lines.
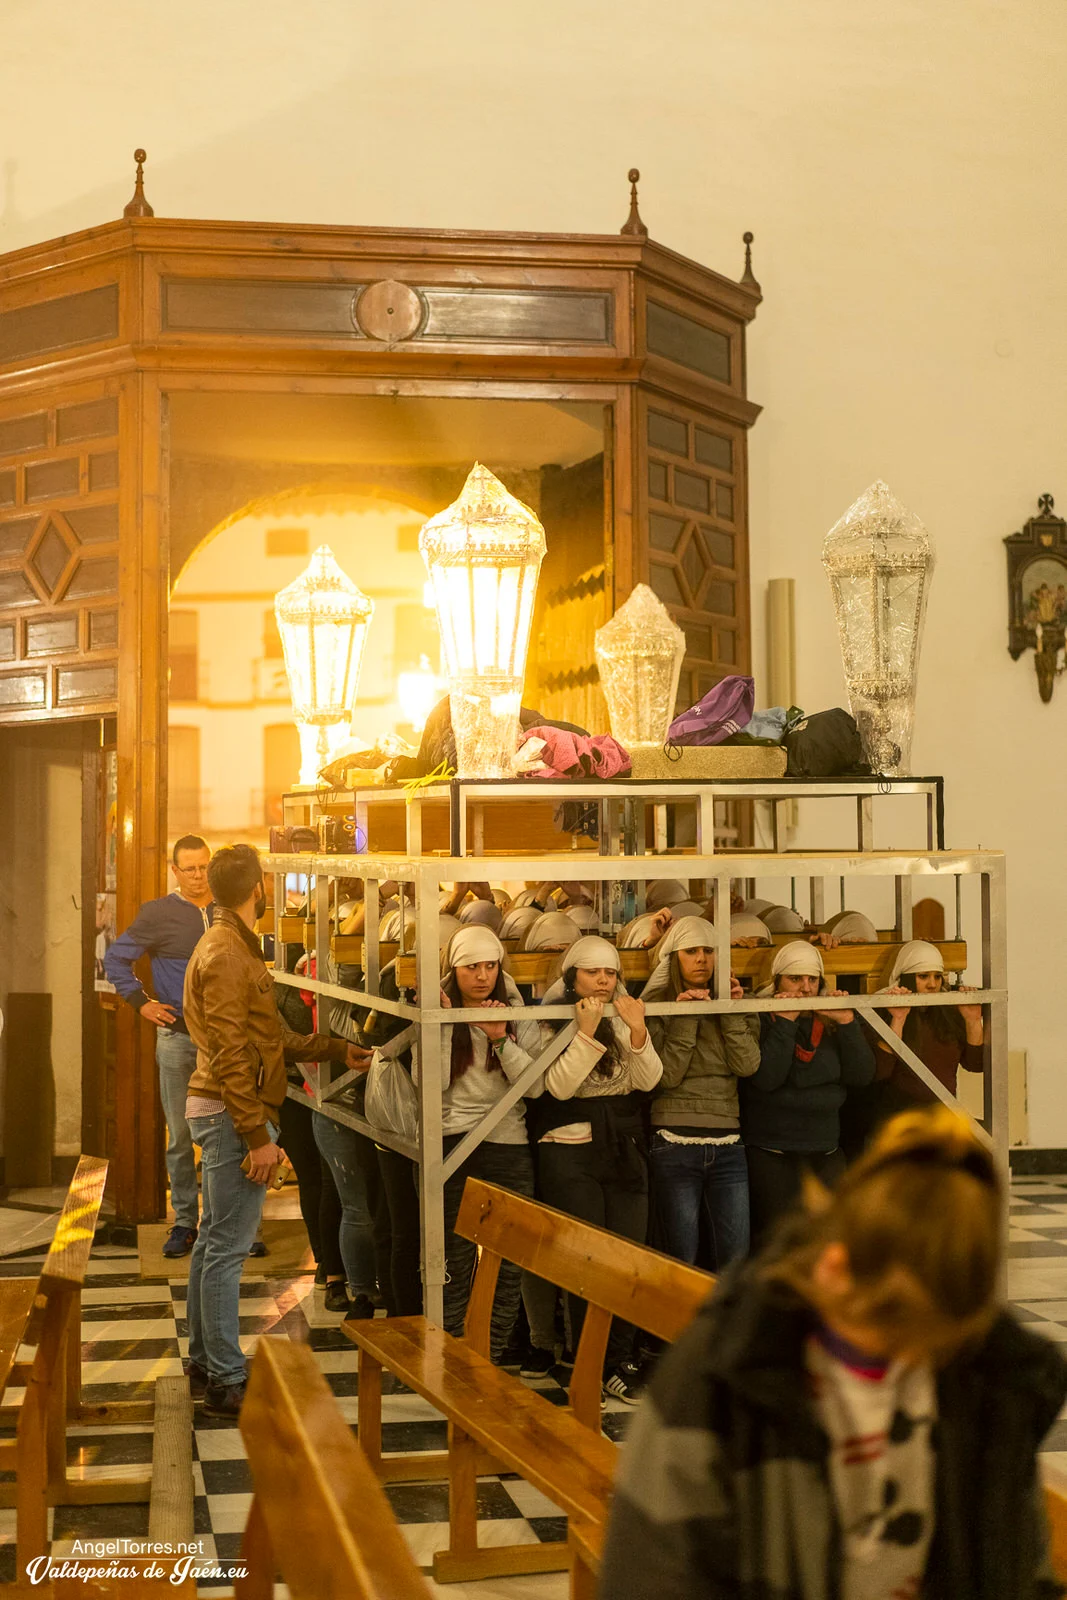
265, 843, 1007, 1325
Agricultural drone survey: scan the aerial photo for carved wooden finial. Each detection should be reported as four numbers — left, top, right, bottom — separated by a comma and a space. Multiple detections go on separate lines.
620, 168, 648, 239
740, 231, 760, 290
123, 148, 154, 218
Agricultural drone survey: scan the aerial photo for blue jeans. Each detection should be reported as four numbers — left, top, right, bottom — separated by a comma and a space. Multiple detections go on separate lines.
156, 1029, 200, 1230
312, 1112, 377, 1300
649, 1135, 750, 1270
186, 1111, 275, 1388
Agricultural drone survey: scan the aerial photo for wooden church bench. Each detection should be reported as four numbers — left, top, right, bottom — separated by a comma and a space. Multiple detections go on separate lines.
235, 1337, 431, 1600
343, 1178, 713, 1585
0, 1156, 176, 1575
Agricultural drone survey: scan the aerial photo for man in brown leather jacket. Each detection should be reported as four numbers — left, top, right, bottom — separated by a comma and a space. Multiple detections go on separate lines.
183, 843, 370, 1417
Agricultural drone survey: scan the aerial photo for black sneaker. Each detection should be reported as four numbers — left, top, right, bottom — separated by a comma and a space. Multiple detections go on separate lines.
314, 1263, 328, 1287
246, 1239, 269, 1258
323, 1281, 351, 1314
558, 1347, 575, 1369
496, 1335, 527, 1372
520, 1347, 556, 1378
162, 1225, 197, 1259
347, 1294, 377, 1320
203, 1380, 246, 1419
183, 1359, 209, 1400
602, 1365, 644, 1407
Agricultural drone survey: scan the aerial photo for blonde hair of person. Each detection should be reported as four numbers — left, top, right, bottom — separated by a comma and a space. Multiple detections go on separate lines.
764, 1107, 1001, 1355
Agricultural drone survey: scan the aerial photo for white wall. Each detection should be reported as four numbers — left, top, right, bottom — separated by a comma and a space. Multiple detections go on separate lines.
5, 0, 1067, 1136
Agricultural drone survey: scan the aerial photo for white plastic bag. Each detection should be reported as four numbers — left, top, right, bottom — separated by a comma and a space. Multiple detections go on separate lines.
364, 1049, 419, 1142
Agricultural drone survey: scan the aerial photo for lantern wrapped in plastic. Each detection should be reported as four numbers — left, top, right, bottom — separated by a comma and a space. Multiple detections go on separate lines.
419, 463, 546, 778
594, 583, 686, 747
274, 545, 374, 782
822, 480, 935, 777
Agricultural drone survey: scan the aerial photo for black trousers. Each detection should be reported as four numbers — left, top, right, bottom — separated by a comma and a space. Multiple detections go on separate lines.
745, 1144, 846, 1250
536, 1139, 648, 1370
278, 1094, 344, 1278
440, 1136, 535, 1361
374, 1144, 423, 1317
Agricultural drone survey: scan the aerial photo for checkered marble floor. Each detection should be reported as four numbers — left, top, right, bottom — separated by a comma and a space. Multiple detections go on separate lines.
0, 1175, 1065, 1597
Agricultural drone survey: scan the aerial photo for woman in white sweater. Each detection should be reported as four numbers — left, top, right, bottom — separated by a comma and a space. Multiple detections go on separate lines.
533, 936, 663, 1404
417, 925, 542, 1360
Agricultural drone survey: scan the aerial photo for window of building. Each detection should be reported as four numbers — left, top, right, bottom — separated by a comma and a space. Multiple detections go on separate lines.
168, 726, 201, 834
263, 723, 302, 825
168, 610, 199, 702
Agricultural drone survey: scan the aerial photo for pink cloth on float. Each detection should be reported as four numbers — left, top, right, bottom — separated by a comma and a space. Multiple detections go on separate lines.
523, 726, 631, 780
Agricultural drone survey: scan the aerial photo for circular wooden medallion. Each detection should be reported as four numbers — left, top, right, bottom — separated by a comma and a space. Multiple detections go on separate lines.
354, 280, 424, 341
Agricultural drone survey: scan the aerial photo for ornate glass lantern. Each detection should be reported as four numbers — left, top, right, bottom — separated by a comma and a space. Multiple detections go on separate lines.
594, 583, 686, 746
419, 463, 546, 778
822, 480, 935, 777
274, 545, 375, 782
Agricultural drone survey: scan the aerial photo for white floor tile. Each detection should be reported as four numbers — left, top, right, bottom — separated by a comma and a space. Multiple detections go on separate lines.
498, 1479, 566, 1520
206, 1491, 254, 1534
195, 1429, 250, 1461
425, 1574, 568, 1600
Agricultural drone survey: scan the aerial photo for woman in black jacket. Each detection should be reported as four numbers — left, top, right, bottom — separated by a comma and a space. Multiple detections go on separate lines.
741, 940, 875, 1245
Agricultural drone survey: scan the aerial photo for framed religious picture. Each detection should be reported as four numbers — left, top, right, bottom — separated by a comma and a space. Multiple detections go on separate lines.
1005, 494, 1067, 701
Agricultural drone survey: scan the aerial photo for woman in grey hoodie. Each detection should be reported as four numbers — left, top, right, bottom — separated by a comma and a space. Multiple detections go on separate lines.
642, 916, 760, 1270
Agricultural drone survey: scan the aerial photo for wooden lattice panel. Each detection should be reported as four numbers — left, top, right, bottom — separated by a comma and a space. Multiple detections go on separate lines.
0, 387, 120, 720
640, 393, 749, 711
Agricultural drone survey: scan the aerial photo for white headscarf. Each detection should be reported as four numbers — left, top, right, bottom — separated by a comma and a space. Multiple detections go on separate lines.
772, 941, 825, 980
566, 904, 601, 933
459, 898, 504, 933
888, 940, 945, 986
524, 911, 582, 953
645, 879, 689, 912
438, 913, 462, 950
380, 906, 416, 943
511, 887, 543, 909
565, 935, 621, 973
642, 917, 717, 1001
492, 889, 512, 911
823, 909, 877, 944
730, 912, 772, 945
744, 898, 776, 917
619, 913, 661, 949
670, 900, 706, 921
540, 934, 621, 1006
444, 925, 505, 972
763, 905, 806, 934
500, 904, 542, 942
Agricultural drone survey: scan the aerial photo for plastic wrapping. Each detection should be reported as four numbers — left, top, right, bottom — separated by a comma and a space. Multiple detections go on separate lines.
822, 481, 935, 777
419, 463, 546, 778
594, 583, 686, 747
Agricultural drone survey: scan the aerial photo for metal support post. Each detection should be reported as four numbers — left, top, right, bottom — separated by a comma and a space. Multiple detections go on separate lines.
809, 878, 825, 925
857, 796, 874, 851
894, 875, 913, 940
415, 863, 446, 1326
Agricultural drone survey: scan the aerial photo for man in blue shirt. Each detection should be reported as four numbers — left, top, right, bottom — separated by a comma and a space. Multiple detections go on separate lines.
105, 834, 215, 1257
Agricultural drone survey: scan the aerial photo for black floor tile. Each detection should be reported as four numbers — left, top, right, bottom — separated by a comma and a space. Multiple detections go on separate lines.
380, 1419, 449, 1454
80, 1381, 158, 1405
193, 1494, 214, 1535
1041, 1419, 1067, 1452
82, 1337, 181, 1362
81, 1301, 173, 1322
325, 1371, 360, 1397
66, 1431, 154, 1468
52, 1501, 150, 1541
199, 1456, 254, 1496
529, 1515, 568, 1543
601, 1411, 633, 1444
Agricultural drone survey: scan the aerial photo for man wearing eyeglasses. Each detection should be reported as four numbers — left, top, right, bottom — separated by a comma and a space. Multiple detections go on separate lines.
105, 834, 215, 1258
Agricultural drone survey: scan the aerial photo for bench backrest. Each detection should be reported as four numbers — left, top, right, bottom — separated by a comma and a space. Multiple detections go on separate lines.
456, 1179, 712, 1426
40, 1155, 109, 1289
1043, 1464, 1067, 1583
238, 1337, 431, 1600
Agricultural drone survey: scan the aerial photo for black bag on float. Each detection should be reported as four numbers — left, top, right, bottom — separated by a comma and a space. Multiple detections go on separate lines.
784, 708, 871, 776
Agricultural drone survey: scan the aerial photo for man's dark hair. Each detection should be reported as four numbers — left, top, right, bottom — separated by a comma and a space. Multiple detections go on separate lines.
172, 834, 209, 864
207, 843, 263, 909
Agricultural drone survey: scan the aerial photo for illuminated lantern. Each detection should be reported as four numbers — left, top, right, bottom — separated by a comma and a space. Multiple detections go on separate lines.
419, 463, 546, 778
822, 480, 935, 777
274, 545, 374, 783
595, 583, 686, 746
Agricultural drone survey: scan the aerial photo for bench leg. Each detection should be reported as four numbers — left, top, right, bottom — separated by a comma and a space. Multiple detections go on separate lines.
356, 1350, 382, 1473
234, 1493, 275, 1600
571, 1545, 598, 1600
16, 1382, 49, 1575
432, 1421, 569, 1584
